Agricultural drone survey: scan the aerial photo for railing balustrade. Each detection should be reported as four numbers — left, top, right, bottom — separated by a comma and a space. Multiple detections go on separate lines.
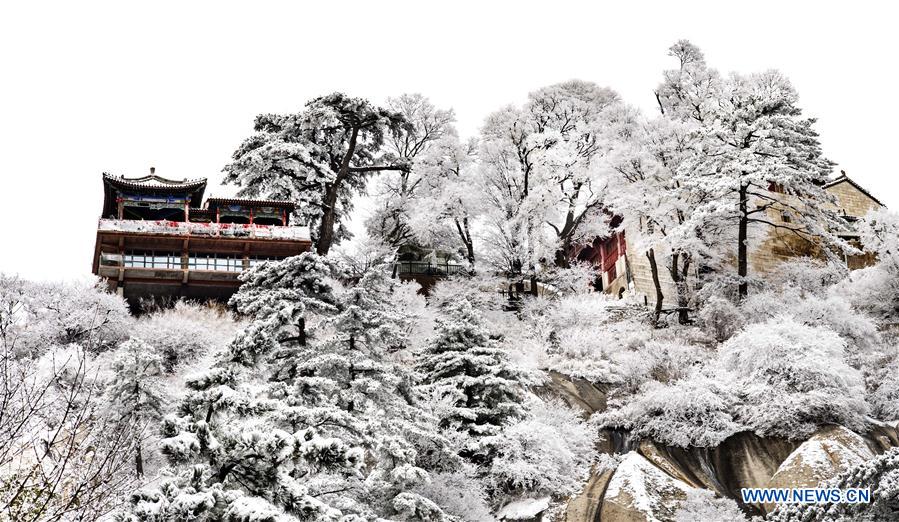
394, 260, 465, 277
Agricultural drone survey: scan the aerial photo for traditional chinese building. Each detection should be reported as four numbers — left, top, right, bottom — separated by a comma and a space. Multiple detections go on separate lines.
92, 169, 312, 309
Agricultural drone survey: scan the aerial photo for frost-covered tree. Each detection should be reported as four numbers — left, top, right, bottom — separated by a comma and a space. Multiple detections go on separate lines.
657, 40, 846, 298
839, 208, 899, 319
366, 93, 456, 249
417, 299, 526, 460
20, 277, 131, 354
122, 254, 445, 520
1, 344, 135, 522
107, 338, 166, 478
479, 80, 623, 278
224, 93, 410, 255
608, 113, 717, 324
406, 134, 482, 268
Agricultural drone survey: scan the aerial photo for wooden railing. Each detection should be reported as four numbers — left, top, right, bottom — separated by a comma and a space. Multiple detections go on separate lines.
394, 260, 465, 277
98, 219, 310, 241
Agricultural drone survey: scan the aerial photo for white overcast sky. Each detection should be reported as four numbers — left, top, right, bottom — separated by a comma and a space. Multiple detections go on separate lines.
1, 1, 896, 281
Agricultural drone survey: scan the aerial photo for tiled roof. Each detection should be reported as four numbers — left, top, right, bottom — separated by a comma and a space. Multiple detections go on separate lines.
102, 172, 207, 191
823, 173, 884, 207
204, 197, 296, 209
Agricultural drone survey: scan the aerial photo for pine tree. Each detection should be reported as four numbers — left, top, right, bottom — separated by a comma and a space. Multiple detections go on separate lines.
656, 40, 848, 299
223, 93, 411, 255
417, 299, 526, 461
121, 254, 447, 521
106, 338, 166, 478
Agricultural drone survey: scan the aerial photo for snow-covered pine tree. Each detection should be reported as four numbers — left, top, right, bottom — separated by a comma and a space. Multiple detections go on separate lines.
223, 93, 411, 256
120, 253, 447, 521
417, 299, 526, 462
119, 254, 359, 521
106, 338, 166, 478
307, 268, 448, 519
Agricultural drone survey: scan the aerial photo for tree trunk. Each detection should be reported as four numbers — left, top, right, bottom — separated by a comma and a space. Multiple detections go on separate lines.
316, 186, 339, 256
455, 217, 475, 270
554, 236, 572, 269
135, 441, 143, 478
738, 183, 749, 299
316, 126, 360, 256
298, 317, 306, 346
646, 248, 664, 326
669, 252, 692, 325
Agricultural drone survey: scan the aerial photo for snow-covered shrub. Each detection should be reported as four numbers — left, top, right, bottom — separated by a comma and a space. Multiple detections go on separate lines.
429, 273, 505, 312
742, 289, 881, 355
719, 318, 869, 439
791, 295, 881, 354
611, 340, 709, 395
769, 257, 846, 296
833, 265, 898, 320
411, 469, 492, 521
534, 293, 654, 382
21, 277, 131, 353
595, 375, 741, 448
485, 397, 597, 497
673, 489, 747, 522
866, 347, 899, 421
698, 295, 744, 342
832, 208, 899, 320
132, 301, 239, 372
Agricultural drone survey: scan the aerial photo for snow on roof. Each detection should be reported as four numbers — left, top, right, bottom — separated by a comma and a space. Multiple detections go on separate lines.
102, 172, 207, 191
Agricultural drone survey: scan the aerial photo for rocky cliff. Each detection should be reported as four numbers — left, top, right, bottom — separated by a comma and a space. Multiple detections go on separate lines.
538, 372, 899, 522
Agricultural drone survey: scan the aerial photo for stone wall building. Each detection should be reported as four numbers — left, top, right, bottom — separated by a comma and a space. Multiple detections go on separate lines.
581, 173, 884, 309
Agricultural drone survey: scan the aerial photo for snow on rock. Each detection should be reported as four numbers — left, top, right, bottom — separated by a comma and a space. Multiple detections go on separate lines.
763, 425, 874, 512
559, 465, 615, 522
600, 451, 694, 522
497, 497, 551, 521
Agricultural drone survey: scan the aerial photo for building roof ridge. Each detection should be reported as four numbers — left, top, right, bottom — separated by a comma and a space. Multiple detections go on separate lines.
823, 170, 885, 207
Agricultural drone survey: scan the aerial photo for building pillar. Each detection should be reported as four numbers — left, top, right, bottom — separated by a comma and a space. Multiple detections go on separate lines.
598, 241, 606, 272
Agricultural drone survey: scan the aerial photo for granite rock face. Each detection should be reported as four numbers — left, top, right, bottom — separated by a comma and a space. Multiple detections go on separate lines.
542, 373, 899, 521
